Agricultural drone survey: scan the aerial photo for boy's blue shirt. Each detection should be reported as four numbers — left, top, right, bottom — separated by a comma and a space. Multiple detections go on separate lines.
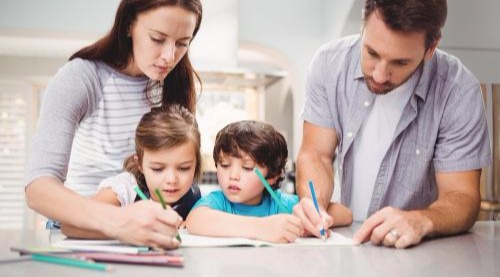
193, 190, 298, 216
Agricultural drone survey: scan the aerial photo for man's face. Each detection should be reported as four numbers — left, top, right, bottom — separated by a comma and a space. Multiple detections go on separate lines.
361, 11, 435, 95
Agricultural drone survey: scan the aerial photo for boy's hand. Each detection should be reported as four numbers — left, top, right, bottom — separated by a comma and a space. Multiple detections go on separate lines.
256, 214, 303, 243
293, 198, 333, 237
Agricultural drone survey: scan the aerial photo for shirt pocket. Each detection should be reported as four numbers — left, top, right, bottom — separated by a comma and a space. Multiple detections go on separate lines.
395, 144, 434, 194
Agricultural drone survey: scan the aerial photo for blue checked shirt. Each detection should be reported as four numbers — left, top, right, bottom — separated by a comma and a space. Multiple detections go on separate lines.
302, 35, 492, 218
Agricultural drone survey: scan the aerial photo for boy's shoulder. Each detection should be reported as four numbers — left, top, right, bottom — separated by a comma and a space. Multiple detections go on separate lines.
275, 190, 299, 207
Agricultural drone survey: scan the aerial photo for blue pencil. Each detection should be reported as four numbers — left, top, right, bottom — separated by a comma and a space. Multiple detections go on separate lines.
308, 180, 326, 241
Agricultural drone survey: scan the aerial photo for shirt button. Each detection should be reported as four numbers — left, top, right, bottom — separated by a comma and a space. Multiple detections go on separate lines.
416, 149, 420, 155
347, 132, 353, 138
363, 101, 370, 107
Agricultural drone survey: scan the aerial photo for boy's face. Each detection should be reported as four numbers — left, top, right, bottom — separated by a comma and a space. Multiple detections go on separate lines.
138, 141, 197, 204
216, 151, 275, 205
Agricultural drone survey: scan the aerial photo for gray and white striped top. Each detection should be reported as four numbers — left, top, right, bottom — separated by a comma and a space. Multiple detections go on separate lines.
26, 58, 160, 196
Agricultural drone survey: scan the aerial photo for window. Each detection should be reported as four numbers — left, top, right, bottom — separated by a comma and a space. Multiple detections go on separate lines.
0, 82, 38, 230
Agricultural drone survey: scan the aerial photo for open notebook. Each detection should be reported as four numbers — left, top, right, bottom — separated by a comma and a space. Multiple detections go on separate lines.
50, 230, 353, 251
179, 229, 353, 247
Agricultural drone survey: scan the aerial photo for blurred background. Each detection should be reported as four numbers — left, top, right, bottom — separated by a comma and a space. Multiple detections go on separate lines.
0, 0, 499, 230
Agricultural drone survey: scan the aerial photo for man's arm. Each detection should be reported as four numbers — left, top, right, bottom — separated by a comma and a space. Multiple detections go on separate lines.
293, 121, 338, 236
354, 169, 481, 249
296, 121, 338, 207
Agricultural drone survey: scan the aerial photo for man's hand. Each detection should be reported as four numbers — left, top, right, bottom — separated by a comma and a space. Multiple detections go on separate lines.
107, 200, 183, 249
353, 206, 433, 249
293, 198, 333, 237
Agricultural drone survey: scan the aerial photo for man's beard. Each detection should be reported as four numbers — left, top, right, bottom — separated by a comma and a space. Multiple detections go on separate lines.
364, 77, 397, 95
363, 61, 424, 95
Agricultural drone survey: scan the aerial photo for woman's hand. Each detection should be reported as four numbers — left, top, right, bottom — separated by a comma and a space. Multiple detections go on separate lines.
106, 200, 183, 249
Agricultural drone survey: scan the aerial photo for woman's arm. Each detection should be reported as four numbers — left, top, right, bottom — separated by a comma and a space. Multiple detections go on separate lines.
185, 206, 303, 243
60, 188, 121, 238
26, 177, 182, 248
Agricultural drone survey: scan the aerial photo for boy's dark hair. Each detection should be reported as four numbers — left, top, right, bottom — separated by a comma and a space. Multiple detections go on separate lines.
363, 0, 447, 49
213, 120, 288, 189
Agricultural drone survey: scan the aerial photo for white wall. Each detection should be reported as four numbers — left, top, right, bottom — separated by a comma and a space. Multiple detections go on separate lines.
0, 0, 118, 34
238, 0, 357, 157
1, 0, 499, 157
440, 0, 500, 83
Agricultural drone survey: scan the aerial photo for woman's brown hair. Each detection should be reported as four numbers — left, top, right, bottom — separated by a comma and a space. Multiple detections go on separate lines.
70, 0, 203, 112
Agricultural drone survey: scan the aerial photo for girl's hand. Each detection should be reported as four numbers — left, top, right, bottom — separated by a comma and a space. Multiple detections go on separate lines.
256, 214, 303, 243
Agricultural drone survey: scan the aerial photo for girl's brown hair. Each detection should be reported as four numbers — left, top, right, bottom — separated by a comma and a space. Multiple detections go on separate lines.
123, 105, 201, 193
70, 0, 203, 112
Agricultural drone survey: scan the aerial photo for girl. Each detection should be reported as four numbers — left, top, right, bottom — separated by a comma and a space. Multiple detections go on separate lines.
62, 105, 202, 240
25, 0, 203, 249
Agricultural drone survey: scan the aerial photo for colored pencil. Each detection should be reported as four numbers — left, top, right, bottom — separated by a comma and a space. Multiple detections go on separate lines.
308, 180, 327, 241
133, 185, 148, 200
254, 168, 290, 214
31, 253, 113, 272
154, 188, 182, 243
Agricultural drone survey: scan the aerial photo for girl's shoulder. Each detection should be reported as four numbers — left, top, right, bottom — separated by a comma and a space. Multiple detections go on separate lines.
97, 172, 138, 206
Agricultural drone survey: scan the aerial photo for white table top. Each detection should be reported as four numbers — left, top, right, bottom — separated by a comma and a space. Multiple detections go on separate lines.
1, 221, 499, 277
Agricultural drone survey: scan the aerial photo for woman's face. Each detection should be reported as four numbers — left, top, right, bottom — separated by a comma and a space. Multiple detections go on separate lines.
124, 5, 197, 80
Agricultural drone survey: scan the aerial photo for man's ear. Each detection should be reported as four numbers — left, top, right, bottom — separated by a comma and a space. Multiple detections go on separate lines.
134, 155, 143, 173
424, 38, 441, 61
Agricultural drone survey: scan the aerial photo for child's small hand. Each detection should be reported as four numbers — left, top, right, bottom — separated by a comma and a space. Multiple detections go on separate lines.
293, 198, 333, 238
256, 214, 303, 243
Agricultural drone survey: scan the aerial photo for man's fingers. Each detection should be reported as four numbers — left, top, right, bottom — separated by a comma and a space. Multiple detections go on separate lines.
353, 210, 386, 244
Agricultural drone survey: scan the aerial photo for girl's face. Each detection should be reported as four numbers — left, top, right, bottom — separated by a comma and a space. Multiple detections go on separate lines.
216, 151, 277, 205
124, 5, 197, 80
139, 141, 197, 204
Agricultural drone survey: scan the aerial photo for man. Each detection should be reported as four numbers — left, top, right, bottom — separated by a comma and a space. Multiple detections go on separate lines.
293, 0, 491, 249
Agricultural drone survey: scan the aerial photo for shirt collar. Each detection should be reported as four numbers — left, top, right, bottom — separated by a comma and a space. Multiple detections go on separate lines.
413, 53, 438, 102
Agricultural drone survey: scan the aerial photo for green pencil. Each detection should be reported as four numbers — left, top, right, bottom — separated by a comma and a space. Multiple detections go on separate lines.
31, 253, 112, 272
154, 188, 182, 243
133, 185, 148, 200
254, 168, 291, 214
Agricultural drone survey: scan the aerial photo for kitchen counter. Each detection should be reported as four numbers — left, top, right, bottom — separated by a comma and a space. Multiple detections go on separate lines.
0, 221, 498, 277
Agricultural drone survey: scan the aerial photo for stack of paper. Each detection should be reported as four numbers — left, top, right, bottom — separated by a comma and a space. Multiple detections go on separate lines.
47, 239, 183, 267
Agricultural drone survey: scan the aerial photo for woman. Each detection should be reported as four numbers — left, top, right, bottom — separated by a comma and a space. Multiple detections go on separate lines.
25, 0, 202, 249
